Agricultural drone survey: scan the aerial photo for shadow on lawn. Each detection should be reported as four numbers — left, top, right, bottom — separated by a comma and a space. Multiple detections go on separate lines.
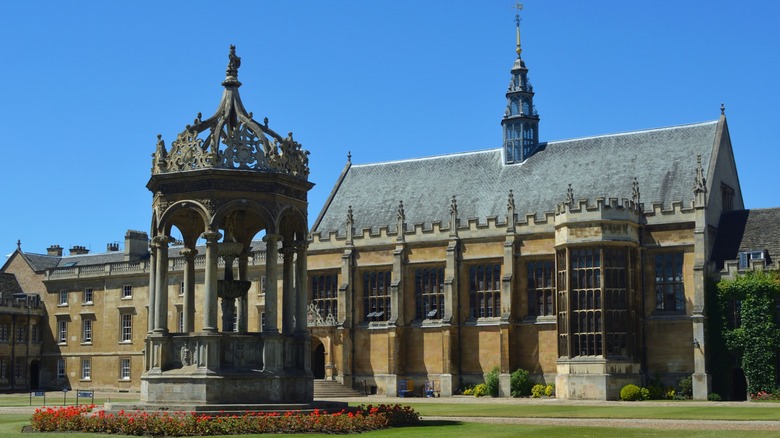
418, 420, 463, 427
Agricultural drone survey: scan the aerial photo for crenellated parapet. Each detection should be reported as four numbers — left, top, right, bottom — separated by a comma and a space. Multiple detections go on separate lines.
554, 197, 643, 247
717, 258, 780, 280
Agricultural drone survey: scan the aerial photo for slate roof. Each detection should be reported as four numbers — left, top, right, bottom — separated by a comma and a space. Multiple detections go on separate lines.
22, 241, 268, 272
711, 208, 780, 265
313, 120, 720, 236
0, 273, 23, 298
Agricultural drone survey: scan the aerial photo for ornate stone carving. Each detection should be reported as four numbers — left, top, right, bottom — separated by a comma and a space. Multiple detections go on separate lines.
180, 342, 192, 367
152, 46, 310, 180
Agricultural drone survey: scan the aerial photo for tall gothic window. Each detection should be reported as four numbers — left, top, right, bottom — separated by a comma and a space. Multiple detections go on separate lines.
469, 264, 501, 318
560, 247, 633, 358
527, 260, 555, 317
414, 267, 445, 320
654, 253, 684, 312
363, 270, 391, 322
311, 272, 338, 321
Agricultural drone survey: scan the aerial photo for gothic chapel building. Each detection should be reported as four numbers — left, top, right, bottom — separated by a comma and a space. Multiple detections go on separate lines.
2, 15, 777, 400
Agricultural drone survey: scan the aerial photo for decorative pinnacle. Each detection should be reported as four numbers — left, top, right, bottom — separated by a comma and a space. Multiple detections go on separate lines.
720, 102, 725, 115
514, 1, 524, 57
222, 45, 242, 87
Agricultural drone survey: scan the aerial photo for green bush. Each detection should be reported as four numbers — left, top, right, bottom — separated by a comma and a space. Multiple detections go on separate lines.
620, 384, 644, 401
484, 366, 500, 397
472, 383, 489, 397
531, 384, 546, 398
544, 384, 555, 397
708, 392, 722, 401
677, 376, 692, 399
510, 368, 533, 397
646, 383, 664, 400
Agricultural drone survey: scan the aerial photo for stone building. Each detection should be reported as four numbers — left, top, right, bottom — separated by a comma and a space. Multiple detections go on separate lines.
1, 15, 779, 400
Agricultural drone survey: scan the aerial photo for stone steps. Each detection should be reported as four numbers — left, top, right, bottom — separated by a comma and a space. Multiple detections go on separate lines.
313, 380, 366, 398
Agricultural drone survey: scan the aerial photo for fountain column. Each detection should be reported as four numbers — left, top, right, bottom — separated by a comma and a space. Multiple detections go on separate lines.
202, 231, 222, 332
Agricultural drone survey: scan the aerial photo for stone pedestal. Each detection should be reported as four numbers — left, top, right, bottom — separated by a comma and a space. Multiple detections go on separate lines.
555, 359, 641, 400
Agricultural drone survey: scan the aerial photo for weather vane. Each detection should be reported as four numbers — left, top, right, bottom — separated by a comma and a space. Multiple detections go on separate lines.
513, 1, 524, 57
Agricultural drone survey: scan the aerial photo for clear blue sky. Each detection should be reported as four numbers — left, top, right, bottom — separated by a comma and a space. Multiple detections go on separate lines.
2, 1, 778, 256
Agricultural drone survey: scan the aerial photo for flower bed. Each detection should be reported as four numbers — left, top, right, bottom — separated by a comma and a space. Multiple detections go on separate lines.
30, 404, 420, 436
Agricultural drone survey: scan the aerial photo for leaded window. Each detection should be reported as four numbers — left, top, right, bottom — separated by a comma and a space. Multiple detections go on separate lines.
415, 267, 445, 320
469, 263, 501, 318
0, 325, 8, 342
363, 270, 391, 322
527, 260, 555, 316
654, 253, 684, 312
311, 273, 338, 321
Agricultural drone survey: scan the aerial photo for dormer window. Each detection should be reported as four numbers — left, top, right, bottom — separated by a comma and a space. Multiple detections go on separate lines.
738, 250, 764, 269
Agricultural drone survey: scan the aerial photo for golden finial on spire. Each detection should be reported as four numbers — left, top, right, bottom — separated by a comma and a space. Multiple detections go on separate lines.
513, 1, 524, 57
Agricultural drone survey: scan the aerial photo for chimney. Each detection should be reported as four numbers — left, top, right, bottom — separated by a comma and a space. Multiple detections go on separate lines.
47, 245, 63, 257
107, 242, 120, 252
124, 230, 149, 261
69, 245, 89, 255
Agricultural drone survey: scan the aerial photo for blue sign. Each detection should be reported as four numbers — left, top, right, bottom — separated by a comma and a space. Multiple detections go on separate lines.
77, 391, 93, 398
33, 391, 45, 397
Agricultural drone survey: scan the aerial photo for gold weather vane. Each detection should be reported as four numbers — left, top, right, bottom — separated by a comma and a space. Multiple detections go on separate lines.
513, 1, 524, 57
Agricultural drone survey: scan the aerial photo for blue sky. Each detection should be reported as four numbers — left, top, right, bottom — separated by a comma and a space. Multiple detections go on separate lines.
1, 1, 778, 256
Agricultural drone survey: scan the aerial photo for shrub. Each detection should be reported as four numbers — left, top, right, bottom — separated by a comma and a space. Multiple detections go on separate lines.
665, 386, 676, 400
646, 383, 664, 400
640, 387, 650, 400
708, 392, 722, 401
472, 383, 489, 397
510, 368, 533, 397
544, 384, 555, 397
484, 366, 500, 397
620, 384, 644, 401
531, 384, 546, 398
677, 376, 692, 399
462, 386, 474, 396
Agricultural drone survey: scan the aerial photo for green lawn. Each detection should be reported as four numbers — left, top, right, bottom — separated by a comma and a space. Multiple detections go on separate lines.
1, 415, 778, 438
403, 402, 780, 421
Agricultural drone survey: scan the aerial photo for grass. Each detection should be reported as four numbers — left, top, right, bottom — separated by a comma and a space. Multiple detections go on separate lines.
402, 402, 780, 421
0, 392, 137, 407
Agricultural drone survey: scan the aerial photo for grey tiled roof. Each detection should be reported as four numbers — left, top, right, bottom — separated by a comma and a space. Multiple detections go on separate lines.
711, 208, 780, 265
0, 273, 23, 298
23, 253, 61, 272
313, 121, 719, 236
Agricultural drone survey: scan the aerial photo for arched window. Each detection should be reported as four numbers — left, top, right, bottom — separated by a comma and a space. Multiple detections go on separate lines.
511, 98, 520, 115
522, 100, 530, 115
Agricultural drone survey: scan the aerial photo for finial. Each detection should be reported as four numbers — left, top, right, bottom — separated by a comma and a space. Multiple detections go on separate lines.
248, 112, 253, 119
632, 177, 640, 204
16, 239, 21, 251
507, 189, 515, 210
197, 112, 202, 122
397, 200, 405, 220
450, 195, 458, 216
513, 1, 524, 57
222, 45, 242, 87
694, 154, 707, 194
720, 102, 725, 115
264, 117, 269, 128
565, 184, 574, 206
347, 151, 352, 163
347, 205, 354, 225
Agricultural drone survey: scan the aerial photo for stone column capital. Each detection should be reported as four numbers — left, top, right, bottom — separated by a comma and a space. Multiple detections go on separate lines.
179, 247, 199, 259
201, 230, 222, 242
263, 233, 282, 243
152, 235, 169, 246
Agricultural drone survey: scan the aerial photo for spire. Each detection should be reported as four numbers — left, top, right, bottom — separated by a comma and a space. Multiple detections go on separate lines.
514, 1, 523, 58
502, 3, 540, 164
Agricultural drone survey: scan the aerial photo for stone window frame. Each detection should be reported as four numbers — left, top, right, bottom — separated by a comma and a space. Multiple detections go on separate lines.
56, 358, 66, 379
310, 271, 339, 323
31, 324, 41, 344
653, 252, 685, 313
467, 262, 502, 319
14, 358, 25, 380
526, 259, 556, 318
0, 324, 8, 343
119, 312, 132, 343
121, 285, 133, 299
57, 318, 68, 345
0, 358, 7, 381
15, 325, 25, 344
83, 288, 93, 305
58, 290, 69, 306
80, 357, 91, 381
413, 266, 445, 321
119, 357, 131, 381
81, 319, 93, 344
362, 269, 392, 323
